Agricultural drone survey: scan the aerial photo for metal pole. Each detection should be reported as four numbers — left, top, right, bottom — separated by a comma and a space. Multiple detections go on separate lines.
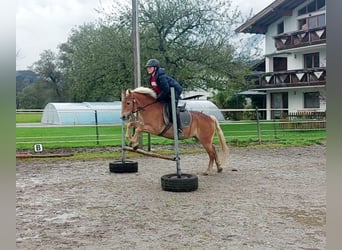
121, 92, 126, 162
132, 0, 141, 88
147, 133, 151, 151
132, 0, 143, 147
170, 87, 181, 178
94, 110, 99, 145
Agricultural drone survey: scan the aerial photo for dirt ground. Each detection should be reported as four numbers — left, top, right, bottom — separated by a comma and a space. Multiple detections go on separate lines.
16, 144, 326, 250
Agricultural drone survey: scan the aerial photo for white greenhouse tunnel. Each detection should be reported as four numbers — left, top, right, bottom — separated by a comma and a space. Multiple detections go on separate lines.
41, 100, 225, 125
41, 102, 122, 125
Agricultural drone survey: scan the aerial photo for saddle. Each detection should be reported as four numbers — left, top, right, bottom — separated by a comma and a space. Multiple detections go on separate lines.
162, 103, 191, 129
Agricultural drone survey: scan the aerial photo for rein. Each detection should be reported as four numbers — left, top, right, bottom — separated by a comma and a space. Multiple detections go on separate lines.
130, 94, 157, 115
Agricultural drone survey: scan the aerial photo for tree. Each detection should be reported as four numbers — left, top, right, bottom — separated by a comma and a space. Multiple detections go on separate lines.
16, 70, 40, 108
58, 23, 133, 101
136, 0, 255, 90
16, 82, 59, 109
30, 50, 68, 101
101, 0, 259, 98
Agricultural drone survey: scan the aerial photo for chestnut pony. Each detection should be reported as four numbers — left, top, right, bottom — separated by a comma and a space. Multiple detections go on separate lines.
121, 87, 229, 175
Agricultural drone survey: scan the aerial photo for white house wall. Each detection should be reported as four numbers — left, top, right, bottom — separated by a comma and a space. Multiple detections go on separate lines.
319, 49, 327, 67
264, 0, 325, 72
265, 21, 278, 58
287, 54, 301, 70
265, 0, 314, 52
245, 0, 326, 120
289, 88, 326, 112
265, 87, 326, 118
294, 48, 326, 68
266, 49, 325, 72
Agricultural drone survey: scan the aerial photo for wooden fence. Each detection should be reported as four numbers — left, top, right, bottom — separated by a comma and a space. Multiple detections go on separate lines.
280, 111, 326, 129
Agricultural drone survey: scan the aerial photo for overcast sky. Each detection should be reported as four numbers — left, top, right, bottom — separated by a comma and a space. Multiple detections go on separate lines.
16, 0, 274, 70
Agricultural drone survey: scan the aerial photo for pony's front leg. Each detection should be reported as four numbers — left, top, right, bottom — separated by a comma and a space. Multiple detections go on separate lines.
125, 121, 135, 141
130, 126, 144, 150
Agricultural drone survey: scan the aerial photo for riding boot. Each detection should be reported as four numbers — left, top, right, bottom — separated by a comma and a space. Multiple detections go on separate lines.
167, 103, 173, 123
176, 110, 184, 138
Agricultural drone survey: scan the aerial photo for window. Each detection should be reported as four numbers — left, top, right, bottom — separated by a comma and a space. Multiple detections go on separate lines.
277, 22, 284, 34
317, 14, 325, 26
308, 17, 316, 28
307, 1, 316, 12
297, 0, 325, 16
298, 7, 306, 16
298, 14, 326, 30
298, 18, 308, 30
317, 0, 325, 10
304, 92, 320, 108
304, 53, 319, 69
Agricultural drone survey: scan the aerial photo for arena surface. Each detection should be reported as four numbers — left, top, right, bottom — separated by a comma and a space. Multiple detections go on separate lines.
16, 145, 326, 249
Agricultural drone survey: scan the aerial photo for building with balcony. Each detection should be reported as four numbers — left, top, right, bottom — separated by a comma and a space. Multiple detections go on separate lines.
236, 0, 326, 120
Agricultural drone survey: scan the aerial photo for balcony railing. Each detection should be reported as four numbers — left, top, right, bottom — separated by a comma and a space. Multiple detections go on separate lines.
274, 26, 326, 50
246, 67, 326, 88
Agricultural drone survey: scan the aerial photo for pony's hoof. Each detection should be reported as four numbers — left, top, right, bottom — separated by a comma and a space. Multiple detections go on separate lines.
202, 171, 212, 176
132, 143, 139, 150
217, 167, 223, 173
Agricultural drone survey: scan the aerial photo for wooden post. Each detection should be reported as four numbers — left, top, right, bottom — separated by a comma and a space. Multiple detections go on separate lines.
256, 107, 261, 145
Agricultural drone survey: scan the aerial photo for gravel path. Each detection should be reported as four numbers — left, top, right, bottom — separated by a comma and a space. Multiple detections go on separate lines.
16, 145, 326, 250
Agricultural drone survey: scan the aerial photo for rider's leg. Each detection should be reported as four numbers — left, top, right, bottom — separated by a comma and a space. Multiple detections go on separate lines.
167, 102, 173, 123
175, 100, 183, 138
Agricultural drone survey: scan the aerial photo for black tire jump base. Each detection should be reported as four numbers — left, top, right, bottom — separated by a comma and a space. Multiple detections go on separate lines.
109, 160, 138, 173
161, 173, 198, 192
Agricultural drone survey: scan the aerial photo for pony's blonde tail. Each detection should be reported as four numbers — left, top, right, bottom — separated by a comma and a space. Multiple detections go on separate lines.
211, 115, 229, 166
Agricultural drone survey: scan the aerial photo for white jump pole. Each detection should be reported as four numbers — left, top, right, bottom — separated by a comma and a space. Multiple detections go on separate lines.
170, 87, 181, 177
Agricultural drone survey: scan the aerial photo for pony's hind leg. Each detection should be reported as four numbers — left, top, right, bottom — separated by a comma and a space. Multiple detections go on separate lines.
212, 144, 223, 173
201, 142, 217, 175
199, 140, 223, 175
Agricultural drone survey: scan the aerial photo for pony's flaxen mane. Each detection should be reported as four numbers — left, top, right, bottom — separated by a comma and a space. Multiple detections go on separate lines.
131, 87, 157, 99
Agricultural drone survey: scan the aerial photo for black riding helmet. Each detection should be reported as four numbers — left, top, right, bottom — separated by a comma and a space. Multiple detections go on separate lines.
145, 59, 160, 68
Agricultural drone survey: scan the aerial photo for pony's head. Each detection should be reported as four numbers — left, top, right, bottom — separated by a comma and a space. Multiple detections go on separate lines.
121, 89, 134, 121
121, 87, 157, 121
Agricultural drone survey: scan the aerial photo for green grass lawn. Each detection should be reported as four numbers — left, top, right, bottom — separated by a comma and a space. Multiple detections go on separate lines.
16, 112, 326, 149
16, 113, 42, 123
16, 120, 326, 151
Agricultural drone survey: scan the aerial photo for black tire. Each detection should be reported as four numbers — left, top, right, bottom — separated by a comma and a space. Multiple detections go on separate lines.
161, 173, 198, 192
109, 160, 138, 173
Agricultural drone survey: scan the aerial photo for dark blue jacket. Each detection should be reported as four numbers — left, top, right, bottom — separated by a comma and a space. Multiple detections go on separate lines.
154, 68, 182, 102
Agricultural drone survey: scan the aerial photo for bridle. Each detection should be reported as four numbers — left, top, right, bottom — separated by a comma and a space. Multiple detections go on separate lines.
127, 92, 157, 116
